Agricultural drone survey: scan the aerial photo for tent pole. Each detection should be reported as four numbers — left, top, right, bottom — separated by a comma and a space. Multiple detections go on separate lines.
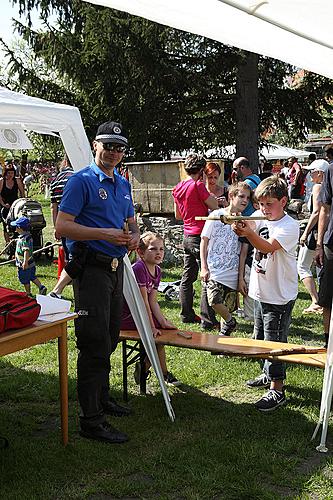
313, 294, 333, 451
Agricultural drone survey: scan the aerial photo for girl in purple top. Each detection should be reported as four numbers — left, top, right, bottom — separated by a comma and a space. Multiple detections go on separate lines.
122, 232, 180, 386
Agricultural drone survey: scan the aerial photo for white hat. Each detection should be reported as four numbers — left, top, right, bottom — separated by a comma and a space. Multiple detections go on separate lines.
303, 159, 329, 173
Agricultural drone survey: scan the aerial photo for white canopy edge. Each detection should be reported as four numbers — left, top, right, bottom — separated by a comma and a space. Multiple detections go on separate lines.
0, 87, 93, 170
123, 255, 175, 421
83, 0, 333, 79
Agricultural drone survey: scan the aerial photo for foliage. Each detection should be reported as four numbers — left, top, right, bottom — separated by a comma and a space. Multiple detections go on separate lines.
1, 0, 333, 161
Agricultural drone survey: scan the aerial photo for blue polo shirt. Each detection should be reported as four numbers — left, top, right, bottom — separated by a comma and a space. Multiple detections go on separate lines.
59, 161, 135, 257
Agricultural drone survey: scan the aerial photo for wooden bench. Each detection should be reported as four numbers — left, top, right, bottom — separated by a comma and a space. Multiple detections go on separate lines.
119, 329, 326, 400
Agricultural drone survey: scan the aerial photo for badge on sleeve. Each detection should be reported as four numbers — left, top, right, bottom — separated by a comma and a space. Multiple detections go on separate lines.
99, 188, 108, 200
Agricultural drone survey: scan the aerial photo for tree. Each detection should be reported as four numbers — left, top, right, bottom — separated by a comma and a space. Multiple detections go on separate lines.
235, 52, 259, 170
2, 0, 333, 165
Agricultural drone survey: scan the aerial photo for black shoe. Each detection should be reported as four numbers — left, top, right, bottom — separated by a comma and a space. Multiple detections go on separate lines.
246, 373, 270, 389
201, 321, 220, 331
219, 317, 237, 336
79, 421, 129, 444
254, 389, 286, 412
181, 314, 201, 324
102, 398, 132, 417
164, 371, 181, 386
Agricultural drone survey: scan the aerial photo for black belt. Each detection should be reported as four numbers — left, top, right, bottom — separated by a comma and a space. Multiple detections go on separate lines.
86, 251, 124, 271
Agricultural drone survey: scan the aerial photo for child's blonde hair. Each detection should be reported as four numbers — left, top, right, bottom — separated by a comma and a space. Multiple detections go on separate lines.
138, 231, 164, 253
255, 175, 288, 201
228, 181, 251, 198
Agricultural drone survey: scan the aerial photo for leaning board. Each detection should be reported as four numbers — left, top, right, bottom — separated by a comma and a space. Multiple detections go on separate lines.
119, 329, 326, 369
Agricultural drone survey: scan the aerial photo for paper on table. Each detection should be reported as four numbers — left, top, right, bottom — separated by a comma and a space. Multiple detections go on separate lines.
38, 312, 76, 322
36, 294, 73, 322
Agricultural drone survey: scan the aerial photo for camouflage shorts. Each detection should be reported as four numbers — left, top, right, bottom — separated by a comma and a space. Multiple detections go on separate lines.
206, 280, 238, 313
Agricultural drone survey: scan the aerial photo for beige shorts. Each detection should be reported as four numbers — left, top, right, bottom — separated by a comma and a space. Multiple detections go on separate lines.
206, 280, 238, 313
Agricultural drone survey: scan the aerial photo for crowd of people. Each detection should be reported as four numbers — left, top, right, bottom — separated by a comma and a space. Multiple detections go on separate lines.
2, 127, 333, 444
172, 147, 333, 415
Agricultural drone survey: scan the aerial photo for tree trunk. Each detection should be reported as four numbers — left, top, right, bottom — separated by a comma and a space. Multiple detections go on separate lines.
235, 51, 259, 173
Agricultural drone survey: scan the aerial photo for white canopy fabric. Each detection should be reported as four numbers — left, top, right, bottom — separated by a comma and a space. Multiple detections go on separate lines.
0, 87, 93, 170
205, 143, 315, 161
123, 255, 175, 422
83, 0, 333, 79
0, 127, 33, 149
260, 144, 315, 161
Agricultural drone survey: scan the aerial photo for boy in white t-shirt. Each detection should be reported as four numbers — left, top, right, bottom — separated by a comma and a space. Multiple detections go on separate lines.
200, 182, 251, 335
233, 176, 299, 412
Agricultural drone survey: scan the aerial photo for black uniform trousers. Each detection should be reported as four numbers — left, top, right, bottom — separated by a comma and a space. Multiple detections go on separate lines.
73, 261, 124, 427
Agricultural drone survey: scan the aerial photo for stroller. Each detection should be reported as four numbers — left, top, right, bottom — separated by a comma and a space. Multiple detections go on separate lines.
4, 198, 54, 261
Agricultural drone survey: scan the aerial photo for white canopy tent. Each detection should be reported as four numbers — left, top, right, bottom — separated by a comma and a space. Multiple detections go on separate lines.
83, 0, 333, 79
260, 144, 315, 162
205, 143, 315, 162
0, 87, 92, 170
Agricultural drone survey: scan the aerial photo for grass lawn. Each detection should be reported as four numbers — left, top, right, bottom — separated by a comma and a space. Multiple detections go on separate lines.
0, 192, 333, 499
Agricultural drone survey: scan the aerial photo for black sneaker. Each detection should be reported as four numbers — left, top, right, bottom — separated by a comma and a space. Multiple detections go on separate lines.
246, 373, 270, 389
39, 285, 47, 295
182, 314, 201, 324
201, 321, 220, 331
102, 398, 132, 417
219, 317, 237, 336
254, 389, 286, 412
79, 421, 128, 444
164, 371, 181, 386
134, 362, 151, 385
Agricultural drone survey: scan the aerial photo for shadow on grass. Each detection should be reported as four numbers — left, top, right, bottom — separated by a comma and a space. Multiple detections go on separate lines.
0, 357, 331, 499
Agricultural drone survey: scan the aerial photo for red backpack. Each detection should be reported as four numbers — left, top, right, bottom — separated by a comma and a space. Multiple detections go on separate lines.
0, 287, 41, 333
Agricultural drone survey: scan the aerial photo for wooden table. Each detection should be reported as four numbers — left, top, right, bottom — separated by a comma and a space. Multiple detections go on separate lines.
119, 329, 326, 399
0, 315, 76, 446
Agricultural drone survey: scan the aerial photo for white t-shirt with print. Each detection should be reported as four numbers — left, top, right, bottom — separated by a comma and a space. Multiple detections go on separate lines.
248, 211, 299, 305
201, 208, 240, 289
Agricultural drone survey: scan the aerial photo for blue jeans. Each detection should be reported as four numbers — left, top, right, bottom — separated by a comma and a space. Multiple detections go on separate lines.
254, 299, 295, 381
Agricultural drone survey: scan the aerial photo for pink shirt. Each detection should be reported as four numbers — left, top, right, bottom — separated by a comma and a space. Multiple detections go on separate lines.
172, 178, 210, 235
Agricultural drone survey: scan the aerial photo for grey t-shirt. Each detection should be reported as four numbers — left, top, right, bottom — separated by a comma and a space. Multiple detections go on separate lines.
319, 162, 333, 246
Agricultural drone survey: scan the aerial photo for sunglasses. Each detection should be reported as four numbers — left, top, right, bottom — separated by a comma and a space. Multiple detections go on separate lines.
101, 143, 127, 153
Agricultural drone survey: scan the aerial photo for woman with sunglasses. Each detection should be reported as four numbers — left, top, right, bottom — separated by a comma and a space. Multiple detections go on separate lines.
0, 165, 25, 243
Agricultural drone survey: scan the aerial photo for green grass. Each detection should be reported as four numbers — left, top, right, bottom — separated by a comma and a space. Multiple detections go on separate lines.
1, 194, 333, 499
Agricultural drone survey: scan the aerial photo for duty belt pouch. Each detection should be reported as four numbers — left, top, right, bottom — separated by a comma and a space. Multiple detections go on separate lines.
0, 287, 41, 333
65, 242, 88, 279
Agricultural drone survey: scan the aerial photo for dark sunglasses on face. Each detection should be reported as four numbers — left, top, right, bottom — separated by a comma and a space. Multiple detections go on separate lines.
102, 143, 127, 153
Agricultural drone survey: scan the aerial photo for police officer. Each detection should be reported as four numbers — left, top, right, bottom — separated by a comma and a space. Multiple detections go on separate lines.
56, 121, 140, 444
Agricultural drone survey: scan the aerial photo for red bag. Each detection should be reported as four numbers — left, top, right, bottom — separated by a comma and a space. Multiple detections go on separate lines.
0, 287, 41, 333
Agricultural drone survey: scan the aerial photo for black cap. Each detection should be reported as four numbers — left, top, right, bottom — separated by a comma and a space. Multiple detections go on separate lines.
95, 121, 128, 147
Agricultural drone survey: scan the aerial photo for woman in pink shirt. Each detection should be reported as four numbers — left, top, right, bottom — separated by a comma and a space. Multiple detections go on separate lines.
172, 154, 218, 324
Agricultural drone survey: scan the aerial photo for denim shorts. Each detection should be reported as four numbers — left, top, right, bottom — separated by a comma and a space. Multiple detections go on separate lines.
254, 299, 295, 381
18, 265, 37, 285
206, 280, 238, 313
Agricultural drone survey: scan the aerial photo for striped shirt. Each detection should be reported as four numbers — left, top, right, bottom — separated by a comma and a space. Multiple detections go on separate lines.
49, 168, 73, 204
